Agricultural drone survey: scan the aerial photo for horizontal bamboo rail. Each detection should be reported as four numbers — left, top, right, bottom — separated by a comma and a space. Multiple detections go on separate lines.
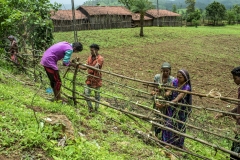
78, 63, 157, 85
147, 105, 240, 143
150, 121, 239, 158
105, 112, 210, 159
70, 82, 240, 143
77, 63, 240, 103
158, 99, 240, 116
64, 87, 238, 158
62, 73, 240, 117
61, 85, 240, 145
78, 70, 152, 96
160, 86, 240, 103
135, 130, 211, 160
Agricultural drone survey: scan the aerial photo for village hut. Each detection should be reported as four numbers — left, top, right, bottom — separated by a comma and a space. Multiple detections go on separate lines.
132, 13, 153, 27
146, 9, 181, 26
77, 6, 132, 30
51, 10, 88, 32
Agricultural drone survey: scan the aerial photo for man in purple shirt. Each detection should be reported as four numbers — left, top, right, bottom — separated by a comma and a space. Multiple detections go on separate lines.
40, 41, 83, 102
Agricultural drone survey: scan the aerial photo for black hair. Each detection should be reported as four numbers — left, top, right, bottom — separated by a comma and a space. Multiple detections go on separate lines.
231, 66, 240, 77
90, 44, 100, 50
72, 42, 83, 52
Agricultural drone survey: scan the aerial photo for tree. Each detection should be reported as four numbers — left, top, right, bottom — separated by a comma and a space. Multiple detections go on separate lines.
226, 10, 236, 25
185, 0, 198, 23
187, 9, 201, 22
131, 0, 153, 37
233, 4, 240, 23
172, 4, 177, 13
206, 1, 226, 26
185, 0, 195, 14
119, 0, 152, 37
0, 0, 61, 51
118, 0, 135, 9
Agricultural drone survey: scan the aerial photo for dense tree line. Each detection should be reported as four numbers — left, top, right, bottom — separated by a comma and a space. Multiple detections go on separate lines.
81, 0, 240, 28
82, 0, 240, 10
0, 0, 61, 51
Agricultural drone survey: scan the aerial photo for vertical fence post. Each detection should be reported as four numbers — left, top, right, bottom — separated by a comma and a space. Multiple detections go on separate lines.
72, 58, 80, 105
32, 49, 37, 82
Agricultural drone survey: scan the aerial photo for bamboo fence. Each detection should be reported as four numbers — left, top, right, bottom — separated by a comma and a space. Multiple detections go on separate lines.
3, 49, 240, 159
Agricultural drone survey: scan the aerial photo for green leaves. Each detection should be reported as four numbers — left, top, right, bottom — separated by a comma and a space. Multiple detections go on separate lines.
0, 0, 60, 50
185, 0, 196, 14
205, 1, 226, 25
131, 0, 153, 13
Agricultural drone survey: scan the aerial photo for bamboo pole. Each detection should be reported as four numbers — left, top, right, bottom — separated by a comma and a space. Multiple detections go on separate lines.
78, 70, 152, 96
77, 63, 240, 103
61, 87, 239, 158
145, 105, 240, 143
62, 76, 240, 117
78, 71, 240, 116
150, 121, 239, 158
64, 71, 240, 117
160, 86, 240, 103
72, 61, 80, 106
5, 56, 35, 74
33, 53, 37, 82
158, 99, 240, 116
78, 63, 157, 85
104, 112, 210, 159
61, 85, 240, 143
135, 130, 211, 160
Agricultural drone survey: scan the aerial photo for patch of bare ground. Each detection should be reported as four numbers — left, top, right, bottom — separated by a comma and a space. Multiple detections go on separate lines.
0, 148, 52, 160
26, 105, 44, 112
84, 35, 239, 108
0, 154, 21, 160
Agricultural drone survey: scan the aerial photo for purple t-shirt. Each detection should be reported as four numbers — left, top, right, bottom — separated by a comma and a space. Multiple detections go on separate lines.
40, 42, 73, 70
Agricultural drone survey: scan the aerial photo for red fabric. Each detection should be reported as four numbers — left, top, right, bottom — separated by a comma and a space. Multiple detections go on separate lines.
44, 67, 62, 91
86, 55, 104, 88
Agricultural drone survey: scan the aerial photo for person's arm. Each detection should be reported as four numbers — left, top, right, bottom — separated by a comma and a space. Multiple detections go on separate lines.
165, 81, 173, 97
94, 56, 104, 68
171, 84, 190, 103
171, 93, 186, 103
215, 107, 237, 119
63, 50, 73, 66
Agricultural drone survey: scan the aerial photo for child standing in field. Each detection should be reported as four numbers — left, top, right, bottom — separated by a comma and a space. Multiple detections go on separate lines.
151, 62, 174, 137
215, 66, 240, 160
162, 69, 192, 149
82, 44, 104, 113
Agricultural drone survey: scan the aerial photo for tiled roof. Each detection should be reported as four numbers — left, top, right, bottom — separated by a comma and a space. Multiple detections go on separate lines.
146, 9, 181, 18
51, 10, 87, 20
79, 6, 132, 16
132, 13, 152, 21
